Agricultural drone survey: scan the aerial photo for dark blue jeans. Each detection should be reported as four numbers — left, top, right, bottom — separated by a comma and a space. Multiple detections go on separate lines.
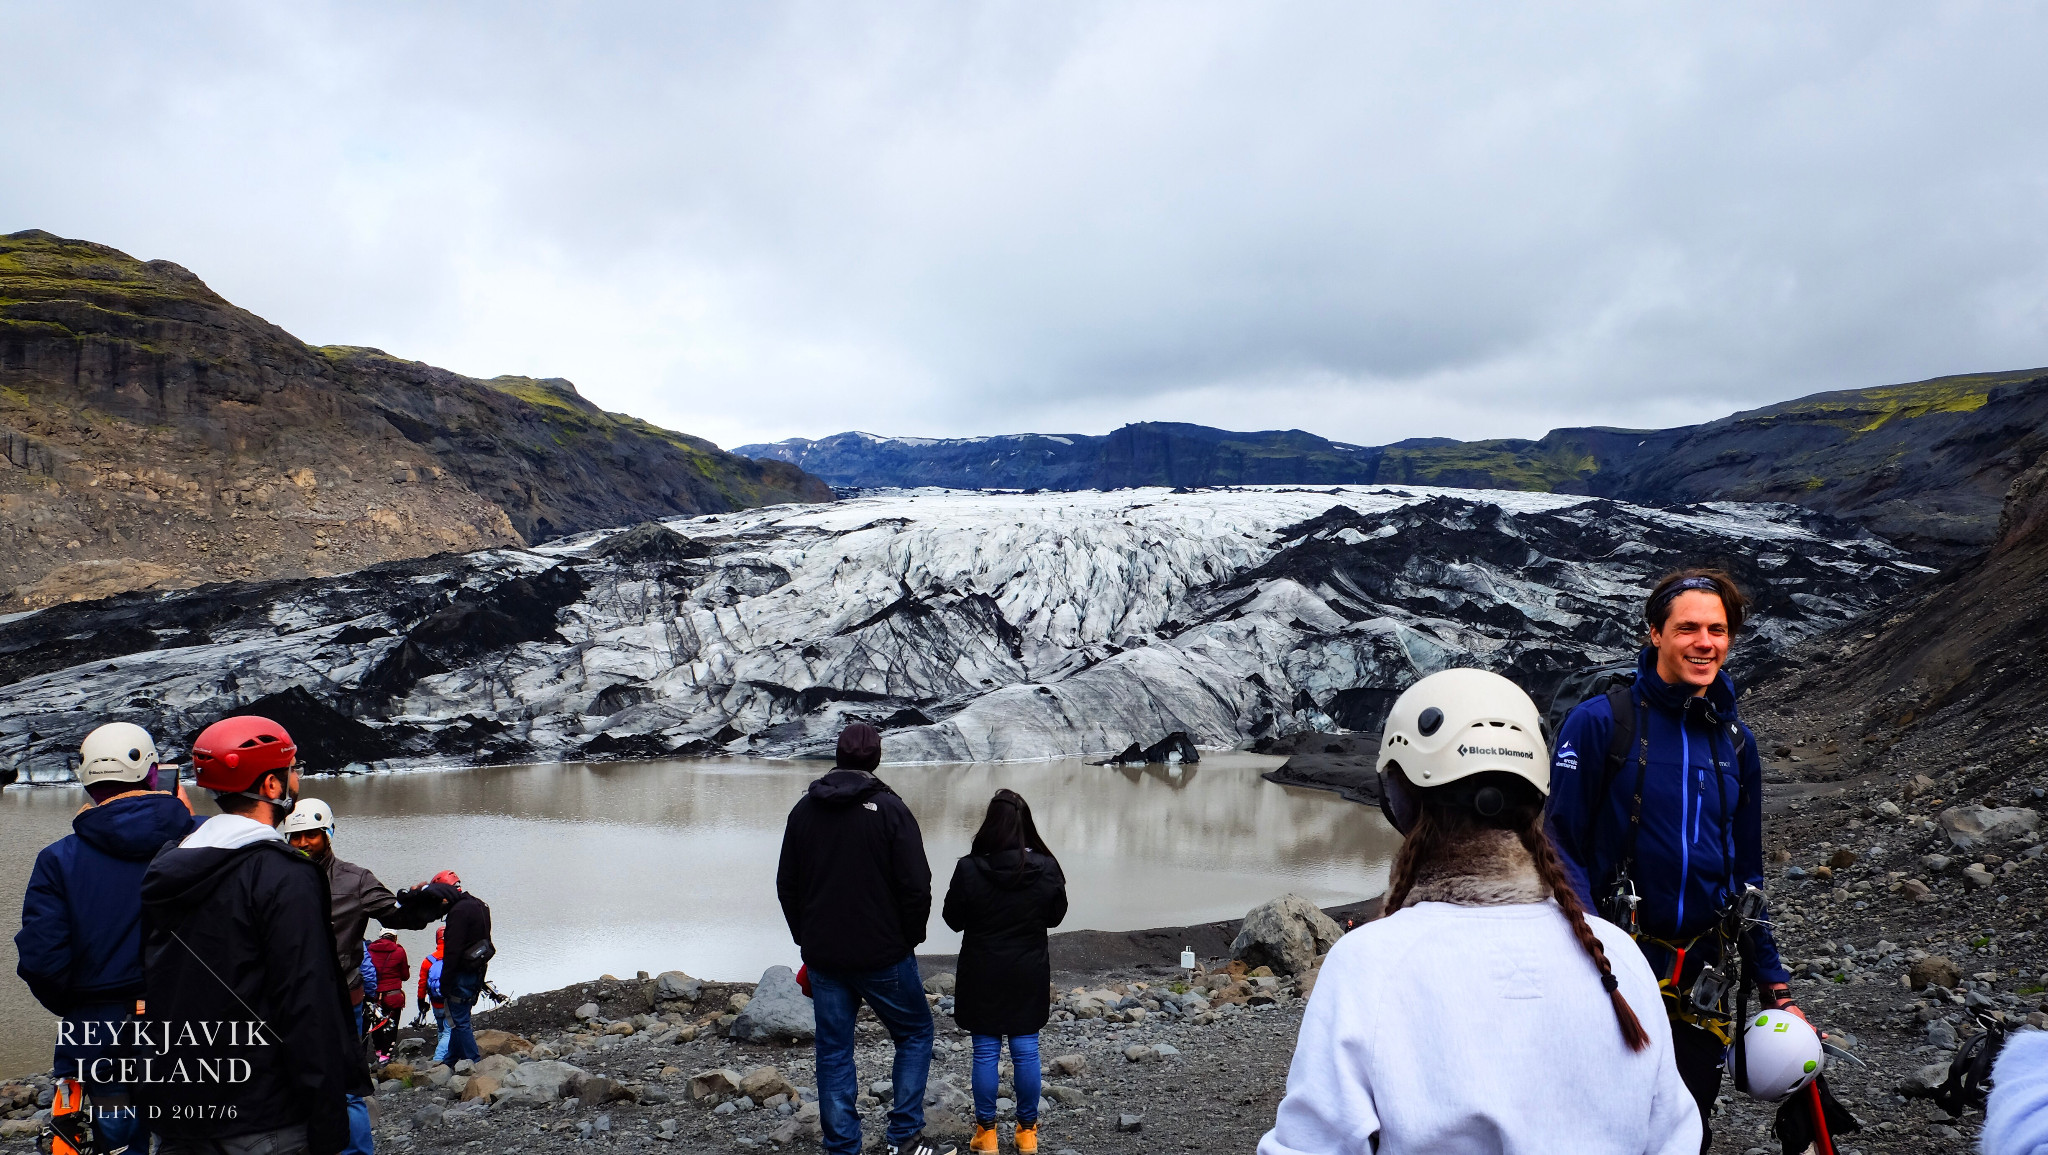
810, 955, 934, 1155
444, 969, 484, 1065
972, 1033, 1040, 1125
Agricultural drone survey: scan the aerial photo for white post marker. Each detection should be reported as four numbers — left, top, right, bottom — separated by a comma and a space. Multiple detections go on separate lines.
1180, 946, 1196, 971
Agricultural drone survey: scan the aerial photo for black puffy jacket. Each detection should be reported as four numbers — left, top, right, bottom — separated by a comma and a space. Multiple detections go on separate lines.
439, 889, 493, 977
776, 769, 932, 974
138, 821, 366, 1155
942, 850, 1067, 1037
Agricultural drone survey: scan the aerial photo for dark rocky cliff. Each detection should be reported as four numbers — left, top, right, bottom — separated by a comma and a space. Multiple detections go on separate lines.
0, 229, 831, 606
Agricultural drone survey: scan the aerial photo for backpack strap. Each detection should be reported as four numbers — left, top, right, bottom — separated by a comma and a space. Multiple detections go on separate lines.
1599, 681, 1636, 807
1596, 681, 1652, 881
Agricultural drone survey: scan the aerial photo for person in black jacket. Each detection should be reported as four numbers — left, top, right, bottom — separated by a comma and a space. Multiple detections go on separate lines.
139, 715, 365, 1155
421, 873, 492, 1065
775, 723, 953, 1155
941, 791, 1067, 1155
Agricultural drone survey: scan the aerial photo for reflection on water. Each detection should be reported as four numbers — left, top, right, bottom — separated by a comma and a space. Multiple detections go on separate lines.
1, 753, 1395, 1077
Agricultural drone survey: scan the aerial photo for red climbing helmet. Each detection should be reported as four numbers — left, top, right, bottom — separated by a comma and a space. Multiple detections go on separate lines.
191, 716, 298, 794
432, 870, 462, 889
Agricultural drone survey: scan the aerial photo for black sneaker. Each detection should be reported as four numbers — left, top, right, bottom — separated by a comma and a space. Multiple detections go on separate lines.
888, 1135, 959, 1155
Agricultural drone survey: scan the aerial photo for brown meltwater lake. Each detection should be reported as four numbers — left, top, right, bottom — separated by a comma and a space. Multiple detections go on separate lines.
1, 752, 1396, 1077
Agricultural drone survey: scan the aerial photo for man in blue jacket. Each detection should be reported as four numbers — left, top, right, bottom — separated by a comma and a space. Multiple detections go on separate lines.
15, 723, 199, 1155
1546, 570, 1796, 1151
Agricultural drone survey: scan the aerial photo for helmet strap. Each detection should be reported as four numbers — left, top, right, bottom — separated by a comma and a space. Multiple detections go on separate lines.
235, 770, 296, 815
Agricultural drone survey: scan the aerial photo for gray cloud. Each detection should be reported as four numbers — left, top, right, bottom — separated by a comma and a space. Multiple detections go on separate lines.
4, 1, 2045, 449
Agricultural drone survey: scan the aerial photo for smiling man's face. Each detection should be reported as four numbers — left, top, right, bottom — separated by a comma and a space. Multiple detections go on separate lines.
1651, 589, 1730, 695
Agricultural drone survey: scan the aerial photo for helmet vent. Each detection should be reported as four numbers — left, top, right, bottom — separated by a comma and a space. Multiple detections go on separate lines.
1417, 707, 1443, 736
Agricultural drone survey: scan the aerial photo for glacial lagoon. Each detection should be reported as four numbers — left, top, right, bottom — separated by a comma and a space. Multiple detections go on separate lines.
0, 752, 1395, 1077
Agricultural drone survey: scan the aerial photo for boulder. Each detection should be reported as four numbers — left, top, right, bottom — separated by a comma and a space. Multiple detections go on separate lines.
1047, 1054, 1086, 1077
729, 966, 816, 1042
579, 1076, 632, 1104
1231, 895, 1342, 976
497, 1060, 587, 1104
740, 1067, 799, 1105
690, 1069, 744, 1103
1910, 956, 1962, 991
923, 972, 956, 996
1938, 805, 2041, 852
1900, 1062, 1954, 1096
459, 1075, 499, 1102
472, 1054, 518, 1080
473, 1030, 532, 1056
575, 1002, 601, 1021
655, 971, 703, 1001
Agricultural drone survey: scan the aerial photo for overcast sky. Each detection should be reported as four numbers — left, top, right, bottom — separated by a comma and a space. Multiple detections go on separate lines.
6, 3, 2047, 451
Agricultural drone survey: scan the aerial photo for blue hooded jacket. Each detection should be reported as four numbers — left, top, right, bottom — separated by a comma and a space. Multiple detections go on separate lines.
1545, 647, 1788, 986
15, 791, 201, 1015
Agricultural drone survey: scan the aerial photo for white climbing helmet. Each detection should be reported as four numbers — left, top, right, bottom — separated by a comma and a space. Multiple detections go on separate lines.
1734, 1008, 1823, 1101
1376, 669, 1548, 831
281, 797, 337, 837
78, 723, 161, 788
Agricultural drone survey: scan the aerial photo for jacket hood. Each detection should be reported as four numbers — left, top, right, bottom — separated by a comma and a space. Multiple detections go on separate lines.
1634, 646, 1740, 719
72, 791, 196, 862
141, 838, 300, 921
972, 848, 1048, 891
808, 768, 890, 808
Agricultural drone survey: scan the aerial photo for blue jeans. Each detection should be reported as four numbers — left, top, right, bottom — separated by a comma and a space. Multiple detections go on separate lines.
972, 1034, 1040, 1125
343, 1095, 373, 1155
444, 970, 483, 1064
432, 1006, 451, 1065
810, 955, 934, 1155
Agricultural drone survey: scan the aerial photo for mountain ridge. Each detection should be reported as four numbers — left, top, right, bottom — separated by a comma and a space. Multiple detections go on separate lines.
0, 229, 832, 607
740, 368, 2048, 558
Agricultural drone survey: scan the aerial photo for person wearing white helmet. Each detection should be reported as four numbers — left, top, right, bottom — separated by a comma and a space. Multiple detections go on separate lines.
282, 798, 445, 1155
1260, 669, 1700, 1155
15, 723, 199, 1155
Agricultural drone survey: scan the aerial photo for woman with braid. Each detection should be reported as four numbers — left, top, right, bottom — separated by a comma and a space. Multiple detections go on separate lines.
1260, 669, 1699, 1155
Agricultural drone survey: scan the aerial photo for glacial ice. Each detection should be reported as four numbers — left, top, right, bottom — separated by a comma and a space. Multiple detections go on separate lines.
0, 486, 1930, 778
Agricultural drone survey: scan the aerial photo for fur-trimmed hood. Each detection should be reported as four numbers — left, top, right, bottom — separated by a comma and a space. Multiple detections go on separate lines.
1406, 827, 1550, 906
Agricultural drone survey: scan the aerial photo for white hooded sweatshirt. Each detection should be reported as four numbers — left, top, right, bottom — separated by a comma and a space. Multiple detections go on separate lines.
1259, 832, 1702, 1155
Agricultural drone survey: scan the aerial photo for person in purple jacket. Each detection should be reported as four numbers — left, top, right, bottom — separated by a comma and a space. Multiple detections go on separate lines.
1544, 569, 1797, 1151
15, 723, 198, 1155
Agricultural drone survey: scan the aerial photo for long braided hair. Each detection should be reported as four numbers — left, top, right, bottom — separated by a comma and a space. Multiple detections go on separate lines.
1379, 783, 1650, 1053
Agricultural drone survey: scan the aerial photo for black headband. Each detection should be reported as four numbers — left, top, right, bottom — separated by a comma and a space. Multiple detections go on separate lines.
1646, 576, 1721, 625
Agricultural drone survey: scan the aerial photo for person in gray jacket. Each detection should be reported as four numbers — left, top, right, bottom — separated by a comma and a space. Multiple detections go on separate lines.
282, 799, 445, 1155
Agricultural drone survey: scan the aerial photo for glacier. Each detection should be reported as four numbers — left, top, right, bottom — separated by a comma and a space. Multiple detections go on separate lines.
0, 486, 1930, 779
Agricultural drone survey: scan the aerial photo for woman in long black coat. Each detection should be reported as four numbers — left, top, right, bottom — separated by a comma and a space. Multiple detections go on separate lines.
942, 790, 1068, 1154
